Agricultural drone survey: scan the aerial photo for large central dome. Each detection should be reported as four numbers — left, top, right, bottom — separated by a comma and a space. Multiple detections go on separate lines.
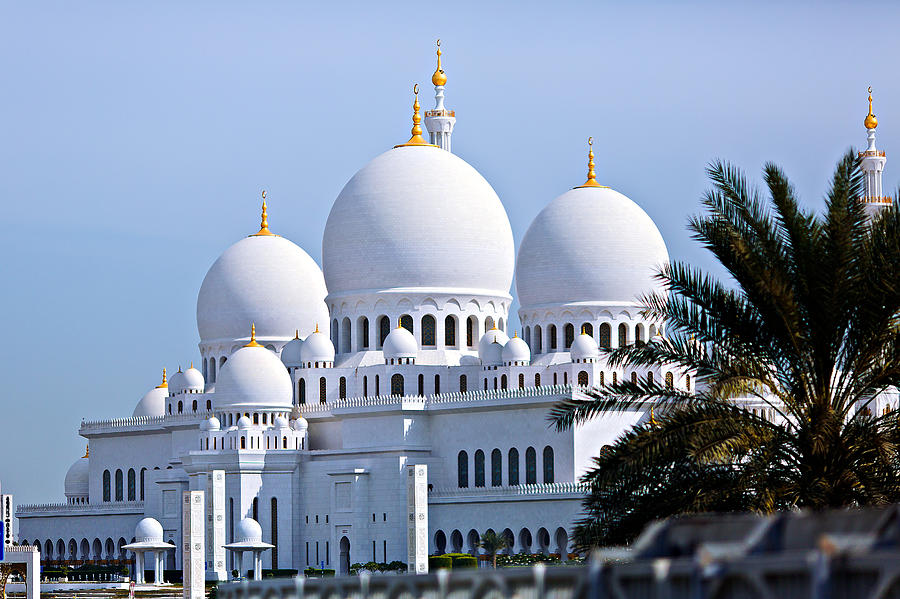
322, 146, 514, 298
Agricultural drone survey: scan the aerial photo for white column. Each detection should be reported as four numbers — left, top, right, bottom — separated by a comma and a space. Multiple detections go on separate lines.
135, 552, 144, 584
253, 551, 262, 580
155, 551, 162, 586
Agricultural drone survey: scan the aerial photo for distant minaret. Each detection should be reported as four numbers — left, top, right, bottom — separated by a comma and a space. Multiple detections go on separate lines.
424, 39, 456, 152
860, 87, 890, 218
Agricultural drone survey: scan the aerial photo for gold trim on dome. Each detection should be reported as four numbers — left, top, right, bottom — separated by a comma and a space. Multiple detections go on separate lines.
83, 444, 90, 459
250, 191, 278, 237
395, 84, 438, 148
575, 137, 609, 189
865, 86, 878, 130
432, 39, 447, 87
244, 323, 263, 348
156, 367, 168, 389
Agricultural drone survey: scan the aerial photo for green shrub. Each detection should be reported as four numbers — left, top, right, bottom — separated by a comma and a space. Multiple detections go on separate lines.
263, 569, 299, 578
303, 567, 335, 577
428, 556, 452, 570
450, 555, 477, 569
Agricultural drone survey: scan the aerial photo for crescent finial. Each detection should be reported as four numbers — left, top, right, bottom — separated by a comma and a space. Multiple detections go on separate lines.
413, 83, 419, 96
261, 189, 266, 200
437, 38, 441, 47
588, 136, 593, 147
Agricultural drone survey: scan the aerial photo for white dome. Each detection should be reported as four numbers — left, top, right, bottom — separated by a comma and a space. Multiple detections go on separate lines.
479, 328, 509, 358
273, 415, 290, 429
213, 345, 293, 411
202, 416, 221, 431
502, 335, 531, 365
235, 518, 262, 543
64, 455, 89, 498
570, 333, 600, 362
481, 339, 504, 366
291, 416, 308, 431
323, 146, 514, 298
135, 517, 164, 543
197, 234, 329, 344
383, 326, 418, 360
168, 369, 186, 395
516, 186, 669, 310
182, 366, 204, 391
280, 335, 304, 367
132, 386, 167, 418
300, 330, 334, 364
237, 415, 252, 429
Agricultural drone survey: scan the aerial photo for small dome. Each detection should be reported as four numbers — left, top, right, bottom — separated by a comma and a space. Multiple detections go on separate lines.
135, 517, 164, 543
291, 416, 308, 431
383, 326, 418, 360
237, 415, 252, 429
182, 365, 204, 391
280, 334, 304, 367
479, 328, 509, 359
570, 333, 600, 362
235, 518, 263, 543
300, 328, 335, 364
168, 368, 186, 395
202, 416, 221, 431
502, 335, 531, 365
64, 454, 89, 499
481, 340, 504, 366
132, 386, 167, 418
273, 415, 290, 429
213, 345, 293, 411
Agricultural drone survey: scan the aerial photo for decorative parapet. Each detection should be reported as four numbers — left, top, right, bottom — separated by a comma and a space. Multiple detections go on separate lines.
3, 545, 38, 552
429, 482, 588, 498
80, 411, 211, 434
17, 501, 144, 517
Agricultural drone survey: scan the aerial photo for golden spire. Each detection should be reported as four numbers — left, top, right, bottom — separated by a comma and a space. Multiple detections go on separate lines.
177, 365, 183, 373
251, 190, 276, 236
294, 329, 300, 340
244, 322, 263, 348
576, 137, 608, 189
83, 444, 90, 459
314, 323, 320, 334
190, 361, 193, 369
432, 39, 447, 87
395, 84, 437, 148
865, 86, 878, 130
156, 367, 168, 389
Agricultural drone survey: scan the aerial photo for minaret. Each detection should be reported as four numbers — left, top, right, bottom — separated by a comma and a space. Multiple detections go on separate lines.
860, 87, 889, 218
424, 39, 456, 152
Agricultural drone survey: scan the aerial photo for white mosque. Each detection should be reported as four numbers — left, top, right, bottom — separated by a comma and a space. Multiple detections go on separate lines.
16, 46, 891, 578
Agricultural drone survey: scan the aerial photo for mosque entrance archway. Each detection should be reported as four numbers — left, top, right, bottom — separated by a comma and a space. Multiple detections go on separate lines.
339, 536, 350, 576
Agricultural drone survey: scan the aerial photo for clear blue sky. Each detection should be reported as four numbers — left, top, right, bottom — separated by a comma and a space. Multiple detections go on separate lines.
1, 0, 898, 507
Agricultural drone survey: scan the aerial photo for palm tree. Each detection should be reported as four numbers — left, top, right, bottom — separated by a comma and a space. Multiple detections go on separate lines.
552, 150, 900, 550
477, 530, 509, 569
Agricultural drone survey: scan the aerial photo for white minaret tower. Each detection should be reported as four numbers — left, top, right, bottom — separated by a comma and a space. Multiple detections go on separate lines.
424, 39, 456, 152
860, 87, 889, 218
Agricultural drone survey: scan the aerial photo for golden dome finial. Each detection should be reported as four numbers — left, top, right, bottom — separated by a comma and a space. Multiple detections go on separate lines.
295, 329, 300, 340
177, 364, 183, 373
314, 323, 320, 334
83, 444, 90, 459
432, 39, 447, 87
395, 84, 436, 148
251, 190, 276, 236
190, 361, 193, 369
865, 86, 878, 130
244, 322, 263, 348
156, 367, 168, 389
576, 137, 607, 188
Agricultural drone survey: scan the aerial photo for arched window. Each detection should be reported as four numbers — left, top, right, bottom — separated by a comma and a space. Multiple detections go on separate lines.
613, 372, 618, 385
241, 437, 246, 449
483, 377, 488, 390
543, 446, 555, 483
564, 371, 568, 385
564, 323, 575, 349
485, 316, 495, 331
140, 468, 146, 501
363, 376, 367, 397
508, 448, 520, 486
271, 498, 278, 569
319, 377, 327, 403
417, 374, 424, 396
499, 317, 505, 331
635, 324, 645, 347
549, 325, 558, 350
127, 469, 136, 501
400, 314, 413, 333
457, 451, 468, 488
647, 372, 654, 385
444, 315, 457, 347
493, 378, 498, 390
434, 374, 441, 394
422, 315, 436, 346
631, 371, 638, 384
648, 324, 656, 339
115, 469, 123, 502
599, 371, 605, 386
525, 447, 537, 484
331, 319, 339, 346
665, 372, 674, 389
375, 374, 379, 395
299, 379, 306, 404
341, 317, 351, 354
578, 370, 589, 386
210, 358, 217, 383
491, 449, 502, 486
685, 374, 691, 390
103, 470, 111, 502
192, 399, 198, 412
618, 323, 628, 347
535, 326, 542, 354
582, 322, 593, 337
339, 377, 346, 399
177, 401, 183, 413
599, 323, 611, 349
518, 373, 525, 388
358, 317, 369, 350
501, 374, 507, 390
474, 450, 485, 487
391, 373, 404, 396
378, 315, 391, 347
467, 316, 476, 348
553, 372, 558, 385
459, 374, 467, 393
534, 373, 541, 387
